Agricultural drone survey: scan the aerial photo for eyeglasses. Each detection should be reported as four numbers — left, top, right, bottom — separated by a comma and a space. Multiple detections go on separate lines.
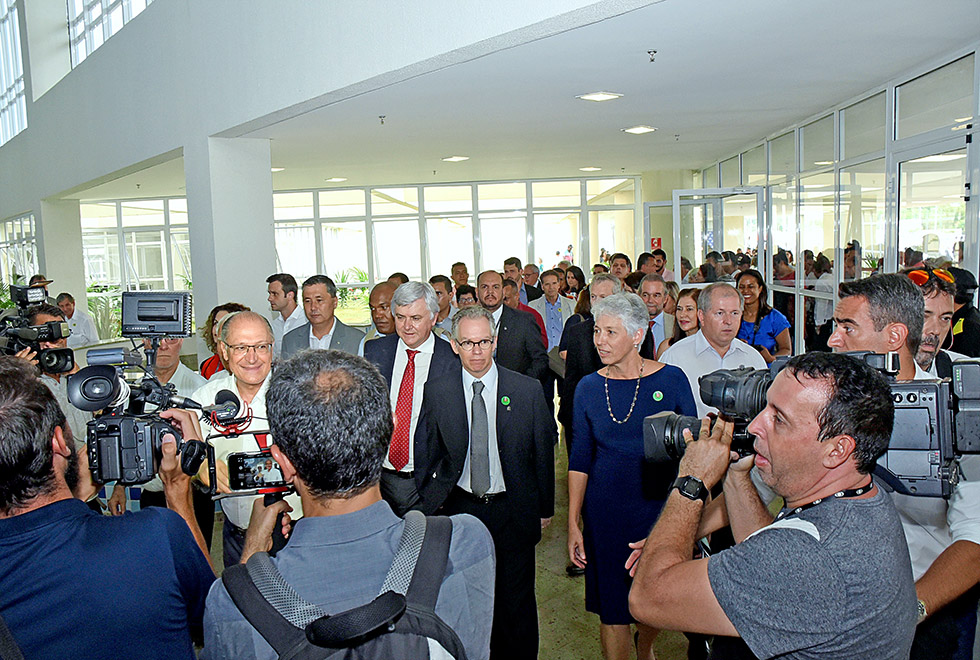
223, 342, 273, 357
456, 338, 493, 352
905, 268, 954, 287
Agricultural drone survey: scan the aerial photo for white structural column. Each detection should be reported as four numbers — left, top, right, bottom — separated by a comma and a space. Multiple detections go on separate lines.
37, 198, 87, 308
185, 137, 276, 357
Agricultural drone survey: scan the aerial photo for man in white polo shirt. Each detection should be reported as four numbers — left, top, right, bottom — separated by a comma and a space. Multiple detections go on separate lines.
56, 292, 99, 348
193, 310, 302, 567
660, 282, 766, 417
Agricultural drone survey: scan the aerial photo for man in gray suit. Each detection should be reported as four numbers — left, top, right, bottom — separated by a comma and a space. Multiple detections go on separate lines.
281, 275, 365, 357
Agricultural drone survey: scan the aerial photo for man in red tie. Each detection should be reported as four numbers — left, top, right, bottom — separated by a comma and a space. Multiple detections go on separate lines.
364, 281, 460, 515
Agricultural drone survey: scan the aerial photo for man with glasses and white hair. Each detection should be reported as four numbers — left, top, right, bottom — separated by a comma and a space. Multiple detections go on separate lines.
364, 281, 459, 515
415, 304, 556, 660
192, 310, 302, 567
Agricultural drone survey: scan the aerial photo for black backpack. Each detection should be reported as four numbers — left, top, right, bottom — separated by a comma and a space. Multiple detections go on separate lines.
222, 511, 468, 660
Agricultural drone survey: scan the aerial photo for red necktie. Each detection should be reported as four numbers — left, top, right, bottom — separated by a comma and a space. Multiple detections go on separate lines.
389, 349, 419, 470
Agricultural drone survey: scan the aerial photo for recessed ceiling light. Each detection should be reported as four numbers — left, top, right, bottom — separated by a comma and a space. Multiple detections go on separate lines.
576, 92, 623, 102
442, 155, 469, 162
813, 161, 834, 166
271, 167, 285, 172
954, 116, 974, 123
325, 177, 347, 183
622, 125, 657, 135
916, 154, 966, 163
579, 166, 602, 172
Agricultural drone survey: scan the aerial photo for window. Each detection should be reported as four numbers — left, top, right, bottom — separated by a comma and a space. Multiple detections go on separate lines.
0, 214, 37, 284
68, 0, 153, 67
896, 55, 975, 140
0, 0, 26, 145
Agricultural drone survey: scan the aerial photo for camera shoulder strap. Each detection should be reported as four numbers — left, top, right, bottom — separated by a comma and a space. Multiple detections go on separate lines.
0, 613, 25, 660
935, 351, 953, 380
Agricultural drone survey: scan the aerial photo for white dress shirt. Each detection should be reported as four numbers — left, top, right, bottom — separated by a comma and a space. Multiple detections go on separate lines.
191, 373, 303, 529
309, 321, 335, 350
383, 333, 436, 472
659, 330, 767, 418
271, 306, 308, 357
888, 360, 980, 580
456, 363, 506, 494
65, 308, 99, 348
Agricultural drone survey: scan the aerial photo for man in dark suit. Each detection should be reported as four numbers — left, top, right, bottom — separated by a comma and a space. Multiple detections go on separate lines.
503, 256, 542, 304
416, 305, 556, 660
477, 270, 548, 385
281, 275, 364, 357
364, 281, 459, 515
638, 272, 675, 357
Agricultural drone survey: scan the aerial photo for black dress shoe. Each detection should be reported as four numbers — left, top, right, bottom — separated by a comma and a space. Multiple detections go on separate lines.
565, 563, 585, 577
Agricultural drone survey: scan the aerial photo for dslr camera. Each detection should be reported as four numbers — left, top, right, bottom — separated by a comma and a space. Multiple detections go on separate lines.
645, 352, 980, 498
0, 284, 75, 374
67, 291, 224, 486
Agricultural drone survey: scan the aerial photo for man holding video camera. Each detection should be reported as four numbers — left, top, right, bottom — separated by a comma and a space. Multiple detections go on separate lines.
827, 273, 980, 659
192, 310, 302, 567
629, 352, 916, 659
0, 356, 215, 658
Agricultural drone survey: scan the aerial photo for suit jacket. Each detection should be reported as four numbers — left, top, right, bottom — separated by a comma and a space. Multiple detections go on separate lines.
494, 305, 548, 384
640, 312, 676, 358
522, 283, 543, 303
281, 319, 365, 358
528, 295, 575, 344
415, 364, 556, 546
363, 332, 459, 386
559, 316, 656, 427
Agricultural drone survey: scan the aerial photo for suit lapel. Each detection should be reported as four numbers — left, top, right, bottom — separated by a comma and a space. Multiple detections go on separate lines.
446, 370, 470, 470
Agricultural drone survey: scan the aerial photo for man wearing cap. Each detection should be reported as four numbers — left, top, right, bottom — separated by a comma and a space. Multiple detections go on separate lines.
948, 267, 980, 358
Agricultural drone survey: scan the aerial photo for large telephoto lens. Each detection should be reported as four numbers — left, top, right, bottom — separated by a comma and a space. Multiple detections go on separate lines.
699, 368, 772, 419
644, 411, 702, 462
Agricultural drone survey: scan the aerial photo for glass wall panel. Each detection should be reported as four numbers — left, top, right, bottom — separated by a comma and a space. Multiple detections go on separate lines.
373, 220, 421, 280
720, 157, 740, 187
840, 159, 886, 280
703, 165, 718, 188
423, 186, 472, 213
769, 132, 796, 181
274, 222, 316, 283
124, 230, 167, 290
121, 200, 164, 227
533, 212, 580, 270
898, 149, 967, 268
169, 198, 188, 224
273, 192, 314, 221
742, 145, 766, 185
800, 172, 836, 278
82, 231, 121, 285
81, 202, 118, 230
480, 183, 527, 210
479, 213, 526, 273
588, 210, 634, 267
335, 286, 370, 327
170, 229, 191, 289
801, 115, 834, 171
841, 92, 886, 159
319, 189, 366, 219
531, 181, 576, 208
426, 216, 474, 277
322, 221, 368, 285
587, 178, 633, 204
371, 187, 419, 215
897, 55, 975, 139
677, 202, 709, 278
0, 214, 36, 284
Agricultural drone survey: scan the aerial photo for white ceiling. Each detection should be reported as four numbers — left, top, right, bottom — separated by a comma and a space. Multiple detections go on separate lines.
71, 0, 980, 200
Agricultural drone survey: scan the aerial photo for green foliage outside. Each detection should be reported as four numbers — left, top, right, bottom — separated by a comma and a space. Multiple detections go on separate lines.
86, 284, 122, 340
335, 266, 370, 327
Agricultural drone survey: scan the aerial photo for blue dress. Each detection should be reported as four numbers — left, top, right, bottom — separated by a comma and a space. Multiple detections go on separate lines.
737, 308, 790, 353
569, 365, 697, 624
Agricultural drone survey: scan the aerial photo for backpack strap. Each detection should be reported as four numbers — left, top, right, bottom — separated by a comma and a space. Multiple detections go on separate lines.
404, 514, 453, 611
222, 554, 325, 658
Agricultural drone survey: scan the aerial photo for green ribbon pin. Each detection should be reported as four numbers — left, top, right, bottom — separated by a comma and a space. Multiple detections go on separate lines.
653, 391, 664, 401
501, 396, 511, 406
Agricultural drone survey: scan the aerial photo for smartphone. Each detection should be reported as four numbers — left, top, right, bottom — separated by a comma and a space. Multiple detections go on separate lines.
227, 450, 288, 490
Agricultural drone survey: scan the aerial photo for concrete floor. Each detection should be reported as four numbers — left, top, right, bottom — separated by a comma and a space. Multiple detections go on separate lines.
208, 443, 693, 660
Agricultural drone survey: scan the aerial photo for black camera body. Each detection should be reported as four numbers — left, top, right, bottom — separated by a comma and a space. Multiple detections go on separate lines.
0, 285, 75, 374
67, 292, 210, 486
644, 353, 980, 498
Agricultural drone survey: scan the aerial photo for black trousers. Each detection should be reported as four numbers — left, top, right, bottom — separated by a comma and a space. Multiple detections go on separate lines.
380, 469, 422, 517
139, 486, 216, 551
442, 488, 539, 660
910, 587, 980, 660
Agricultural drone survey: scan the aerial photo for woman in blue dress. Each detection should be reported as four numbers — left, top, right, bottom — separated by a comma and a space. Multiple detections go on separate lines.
735, 268, 791, 364
567, 292, 697, 660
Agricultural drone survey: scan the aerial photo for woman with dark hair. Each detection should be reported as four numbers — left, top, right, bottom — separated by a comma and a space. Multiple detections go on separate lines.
199, 302, 250, 379
565, 265, 587, 298
656, 288, 700, 358
735, 269, 791, 363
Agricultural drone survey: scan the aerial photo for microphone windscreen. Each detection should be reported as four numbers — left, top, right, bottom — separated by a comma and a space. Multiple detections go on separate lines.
214, 389, 240, 416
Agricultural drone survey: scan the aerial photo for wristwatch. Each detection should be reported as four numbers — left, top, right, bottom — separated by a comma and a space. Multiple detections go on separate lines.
917, 599, 927, 624
671, 475, 708, 503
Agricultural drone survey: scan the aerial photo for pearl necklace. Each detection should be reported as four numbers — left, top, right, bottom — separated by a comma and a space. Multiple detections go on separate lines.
604, 358, 644, 424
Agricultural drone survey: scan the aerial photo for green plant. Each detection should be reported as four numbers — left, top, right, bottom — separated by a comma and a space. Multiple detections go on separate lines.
87, 286, 122, 339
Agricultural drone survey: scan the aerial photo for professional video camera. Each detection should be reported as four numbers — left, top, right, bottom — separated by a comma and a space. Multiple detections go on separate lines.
67, 291, 237, 486
644, 352, 980, 498
0, 284, 75, 373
